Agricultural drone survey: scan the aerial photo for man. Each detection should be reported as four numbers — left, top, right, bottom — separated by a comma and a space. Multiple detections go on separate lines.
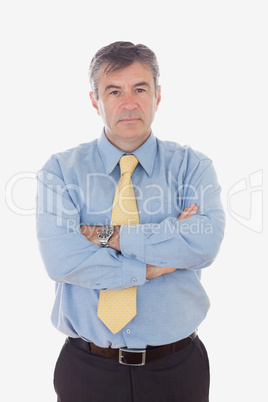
36, 41, 225, 401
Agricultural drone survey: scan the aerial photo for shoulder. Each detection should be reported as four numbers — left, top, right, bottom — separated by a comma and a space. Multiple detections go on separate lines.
40, 139, 98, 174
156, 138, 212, 165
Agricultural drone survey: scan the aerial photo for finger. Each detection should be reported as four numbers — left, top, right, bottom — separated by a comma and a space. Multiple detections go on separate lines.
177, 208, 190, 220
177, 204, 199, 220
186, 203, 199, 217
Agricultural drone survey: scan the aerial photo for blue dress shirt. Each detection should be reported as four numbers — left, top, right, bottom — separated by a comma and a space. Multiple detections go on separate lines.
36, 130, 225, 348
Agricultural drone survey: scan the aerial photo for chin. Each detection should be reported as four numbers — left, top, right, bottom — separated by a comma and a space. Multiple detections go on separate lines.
106, 125, 151, 150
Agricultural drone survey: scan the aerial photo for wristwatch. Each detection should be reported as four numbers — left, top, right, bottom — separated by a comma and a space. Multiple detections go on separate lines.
97, 225, 114, 247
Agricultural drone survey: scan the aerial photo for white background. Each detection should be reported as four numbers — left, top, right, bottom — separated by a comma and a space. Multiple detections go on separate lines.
1, 0, 267, 400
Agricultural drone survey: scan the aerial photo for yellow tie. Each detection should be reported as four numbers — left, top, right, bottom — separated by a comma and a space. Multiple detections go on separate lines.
97, 155, 139, 334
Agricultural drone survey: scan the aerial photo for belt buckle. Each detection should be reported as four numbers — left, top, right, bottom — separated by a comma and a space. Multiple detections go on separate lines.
119, 348, 146, 366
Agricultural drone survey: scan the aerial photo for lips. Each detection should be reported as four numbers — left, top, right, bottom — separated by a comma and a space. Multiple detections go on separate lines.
118, 115, 142, 124
120, 118, 141, 122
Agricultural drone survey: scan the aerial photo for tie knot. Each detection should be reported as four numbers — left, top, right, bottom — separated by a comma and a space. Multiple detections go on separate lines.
119, 155, 139, 176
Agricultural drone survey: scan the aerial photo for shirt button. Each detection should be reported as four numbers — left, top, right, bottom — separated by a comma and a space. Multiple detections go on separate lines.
126, 329, 131, 334
131, 278, 137, 283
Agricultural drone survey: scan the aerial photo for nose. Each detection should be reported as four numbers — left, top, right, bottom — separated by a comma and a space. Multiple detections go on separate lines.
121, 92, 137, 111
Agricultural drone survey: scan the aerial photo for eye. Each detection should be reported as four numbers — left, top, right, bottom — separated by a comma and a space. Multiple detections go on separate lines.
110, 90, 120, 96
136, 88, 146, 93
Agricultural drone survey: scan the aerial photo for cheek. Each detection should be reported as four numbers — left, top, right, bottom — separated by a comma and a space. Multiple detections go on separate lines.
103, 101, 119, 118
99, 104, 111, 123
144, 102, 157, 121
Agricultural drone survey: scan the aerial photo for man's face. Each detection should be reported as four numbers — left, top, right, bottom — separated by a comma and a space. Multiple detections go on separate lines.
90, 61, 161, 152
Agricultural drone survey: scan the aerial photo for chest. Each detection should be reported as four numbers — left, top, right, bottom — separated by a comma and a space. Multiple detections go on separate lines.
76, 167, 183, 225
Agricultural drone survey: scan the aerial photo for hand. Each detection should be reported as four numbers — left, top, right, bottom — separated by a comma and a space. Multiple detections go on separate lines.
146, 265, 177, 280
177, 203, 199, 220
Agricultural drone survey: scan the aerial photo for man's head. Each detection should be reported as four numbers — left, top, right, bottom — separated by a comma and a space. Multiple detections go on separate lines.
89, 41, 161, 153
89, 41, 160, 101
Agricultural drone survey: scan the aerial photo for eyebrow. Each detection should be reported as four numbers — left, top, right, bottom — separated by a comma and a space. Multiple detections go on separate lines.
134, 81, 151, 88
104, 85, 121, 92
104, 82, 151, 92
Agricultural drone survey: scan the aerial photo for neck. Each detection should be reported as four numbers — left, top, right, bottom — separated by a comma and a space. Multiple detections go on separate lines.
105, 130, 151, 153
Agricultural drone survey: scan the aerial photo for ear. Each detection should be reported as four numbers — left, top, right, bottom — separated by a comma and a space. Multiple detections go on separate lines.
156, 85, 161, 110
89, 92, 100, 115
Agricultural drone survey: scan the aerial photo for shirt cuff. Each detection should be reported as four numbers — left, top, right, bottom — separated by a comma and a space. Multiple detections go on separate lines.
120, 224, 145, 262
121, 255, 146, 288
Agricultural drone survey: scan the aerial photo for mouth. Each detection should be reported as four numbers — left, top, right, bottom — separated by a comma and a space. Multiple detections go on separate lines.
118, 118, 141, 124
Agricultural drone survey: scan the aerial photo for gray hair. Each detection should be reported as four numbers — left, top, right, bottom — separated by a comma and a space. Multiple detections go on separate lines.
89, 41, 160, 100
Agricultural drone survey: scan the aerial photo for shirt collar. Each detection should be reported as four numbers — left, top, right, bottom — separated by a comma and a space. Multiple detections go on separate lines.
97, 128, 157, 177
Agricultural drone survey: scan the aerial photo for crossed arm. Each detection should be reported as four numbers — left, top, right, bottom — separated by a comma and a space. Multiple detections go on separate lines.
81, 203, 199, 280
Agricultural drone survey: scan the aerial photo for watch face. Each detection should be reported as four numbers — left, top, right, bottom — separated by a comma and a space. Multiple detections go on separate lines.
99, 226, 113, 239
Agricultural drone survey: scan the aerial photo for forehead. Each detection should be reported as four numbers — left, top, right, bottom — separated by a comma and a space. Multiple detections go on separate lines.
98, 61, 154, 87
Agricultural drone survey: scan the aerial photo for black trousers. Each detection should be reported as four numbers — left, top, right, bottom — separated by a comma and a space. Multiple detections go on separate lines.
54, 336, 210, 402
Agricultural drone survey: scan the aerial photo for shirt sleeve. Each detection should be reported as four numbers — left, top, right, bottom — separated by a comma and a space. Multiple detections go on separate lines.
36, 168, 146, 290
120, 159, 225, 270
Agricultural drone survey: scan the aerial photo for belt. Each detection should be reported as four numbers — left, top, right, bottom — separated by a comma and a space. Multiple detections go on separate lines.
69, 331, 197, 366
